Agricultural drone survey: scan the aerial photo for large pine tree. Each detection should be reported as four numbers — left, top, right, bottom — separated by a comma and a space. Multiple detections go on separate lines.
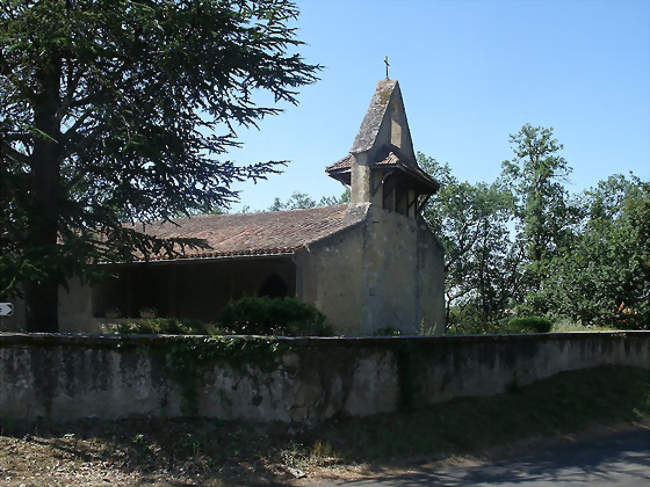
0, 0, 319, 331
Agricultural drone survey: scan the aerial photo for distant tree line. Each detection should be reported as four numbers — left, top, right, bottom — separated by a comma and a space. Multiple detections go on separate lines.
268, 190, 349, 211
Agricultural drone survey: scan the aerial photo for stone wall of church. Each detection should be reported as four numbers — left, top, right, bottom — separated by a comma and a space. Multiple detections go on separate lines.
295, 223, 367, 335
1, 331, 647, 425
358, 206, 445, 335
296, 204, 445, 336
417, 223, 446, 333
3, 279, 105, 333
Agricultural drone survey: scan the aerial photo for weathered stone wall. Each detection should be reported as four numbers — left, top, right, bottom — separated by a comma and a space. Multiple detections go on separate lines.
297, 205, 445, 336
296, 222, 367, 336
358, 206, 445, 335
416, 224, 445, 333
1, 331, 647, 425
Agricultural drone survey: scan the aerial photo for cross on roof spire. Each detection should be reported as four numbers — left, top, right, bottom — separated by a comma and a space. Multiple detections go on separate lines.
384, 56, 390, 79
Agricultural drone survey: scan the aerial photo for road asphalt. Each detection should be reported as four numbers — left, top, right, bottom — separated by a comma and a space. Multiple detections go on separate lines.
308, 428, 650, 486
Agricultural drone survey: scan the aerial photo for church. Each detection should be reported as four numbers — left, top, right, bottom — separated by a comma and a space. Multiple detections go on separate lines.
7, 79, 446, 335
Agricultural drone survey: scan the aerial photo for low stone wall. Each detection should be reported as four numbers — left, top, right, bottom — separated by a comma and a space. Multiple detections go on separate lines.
0, 332, 648, 424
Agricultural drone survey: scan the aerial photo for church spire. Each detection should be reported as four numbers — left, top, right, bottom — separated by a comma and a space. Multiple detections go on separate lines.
350, 79, 416, 165
325, 79, 439, 208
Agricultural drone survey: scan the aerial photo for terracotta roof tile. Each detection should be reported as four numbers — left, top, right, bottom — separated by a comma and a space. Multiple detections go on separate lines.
325, 154, 354, 173
325, 152, 401, 174
135, 204, 368, 261
325, 152, 439, 194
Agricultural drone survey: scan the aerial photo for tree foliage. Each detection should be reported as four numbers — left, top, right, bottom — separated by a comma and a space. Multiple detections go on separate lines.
500, 124, 580, 288
219, 296, 333, 336
539, 174, 650, 327
420, 154, 523, 332
421, 126, 649, 332
0, 0, 320, 330
268, 189, 349, 211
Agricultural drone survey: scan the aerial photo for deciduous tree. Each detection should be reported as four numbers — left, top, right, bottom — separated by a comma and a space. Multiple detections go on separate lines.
420, 153, 523, 332
540, 174, 650, 328
268, 190, 349, 211
501, 124, 580, 291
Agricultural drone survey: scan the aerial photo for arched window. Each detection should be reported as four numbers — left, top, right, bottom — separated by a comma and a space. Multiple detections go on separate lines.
259, 274, 289, 298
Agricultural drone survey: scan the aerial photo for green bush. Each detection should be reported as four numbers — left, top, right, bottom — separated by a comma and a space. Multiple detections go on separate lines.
504, 316, 553, 334
373, 327, 402, 336
115, 318, 213, 335
218, 296, 333, 336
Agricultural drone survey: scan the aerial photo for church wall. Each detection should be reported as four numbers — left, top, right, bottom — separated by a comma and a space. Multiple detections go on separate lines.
295, 224, 366, 335
0, 280, 95, 333
59, 277, 95, 332
0, 292, 25, 332
417, 225, 446, 333
358, 207, 445, 335
295, 204, 445, 337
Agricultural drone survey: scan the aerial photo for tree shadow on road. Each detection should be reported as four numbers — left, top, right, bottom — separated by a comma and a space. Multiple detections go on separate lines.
331, 428, 650, 486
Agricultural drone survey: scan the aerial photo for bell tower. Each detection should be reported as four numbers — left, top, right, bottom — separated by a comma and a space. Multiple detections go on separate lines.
326, 79, 439, 216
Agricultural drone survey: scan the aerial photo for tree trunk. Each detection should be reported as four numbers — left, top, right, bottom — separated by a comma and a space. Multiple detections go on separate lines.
25, 58, 61, 333
25, 280, 58, 332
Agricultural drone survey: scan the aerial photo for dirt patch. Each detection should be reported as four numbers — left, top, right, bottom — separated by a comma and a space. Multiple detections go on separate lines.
0, 418, 296, 486
2, 420, 647, 486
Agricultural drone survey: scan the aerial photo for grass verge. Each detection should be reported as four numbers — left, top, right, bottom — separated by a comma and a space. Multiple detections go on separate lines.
0, 365, 648, 486
313, 365, 649, 460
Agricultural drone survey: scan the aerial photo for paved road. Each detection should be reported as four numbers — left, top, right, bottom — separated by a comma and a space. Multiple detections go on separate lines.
312, 429, 650, 486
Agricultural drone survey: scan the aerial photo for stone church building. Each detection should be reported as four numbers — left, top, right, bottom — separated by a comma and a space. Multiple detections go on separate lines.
7, 79, 445, 335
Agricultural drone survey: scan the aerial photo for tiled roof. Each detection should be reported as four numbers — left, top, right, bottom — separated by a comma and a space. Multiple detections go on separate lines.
134, 204, 368, 261
325, 152, 439, 193
325, 154, 354, 173
326, 152, 400, 173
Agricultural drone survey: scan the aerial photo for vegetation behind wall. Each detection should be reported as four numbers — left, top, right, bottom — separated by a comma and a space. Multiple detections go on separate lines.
419, 124, 649, 333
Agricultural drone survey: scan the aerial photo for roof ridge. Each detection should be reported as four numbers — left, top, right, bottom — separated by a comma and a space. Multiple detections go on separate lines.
163, 203, 349, 226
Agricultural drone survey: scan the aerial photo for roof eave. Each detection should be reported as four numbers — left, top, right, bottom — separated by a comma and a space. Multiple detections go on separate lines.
99, 250, 297, 266
374, 163, 440, 194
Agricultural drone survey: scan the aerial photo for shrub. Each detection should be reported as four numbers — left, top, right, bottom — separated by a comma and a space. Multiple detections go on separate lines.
374, 327, 402, 336
218, 296, 333, 336
115, 318, 212, 335
505, 316, 553, 334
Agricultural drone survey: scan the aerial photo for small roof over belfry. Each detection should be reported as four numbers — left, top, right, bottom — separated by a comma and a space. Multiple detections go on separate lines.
326, 79, 439, 194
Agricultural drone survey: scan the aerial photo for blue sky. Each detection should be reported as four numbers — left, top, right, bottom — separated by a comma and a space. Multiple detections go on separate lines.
228, 0, 650, 212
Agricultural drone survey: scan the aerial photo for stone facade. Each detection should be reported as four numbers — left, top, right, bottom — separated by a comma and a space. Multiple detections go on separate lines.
1, 79, 445, 335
